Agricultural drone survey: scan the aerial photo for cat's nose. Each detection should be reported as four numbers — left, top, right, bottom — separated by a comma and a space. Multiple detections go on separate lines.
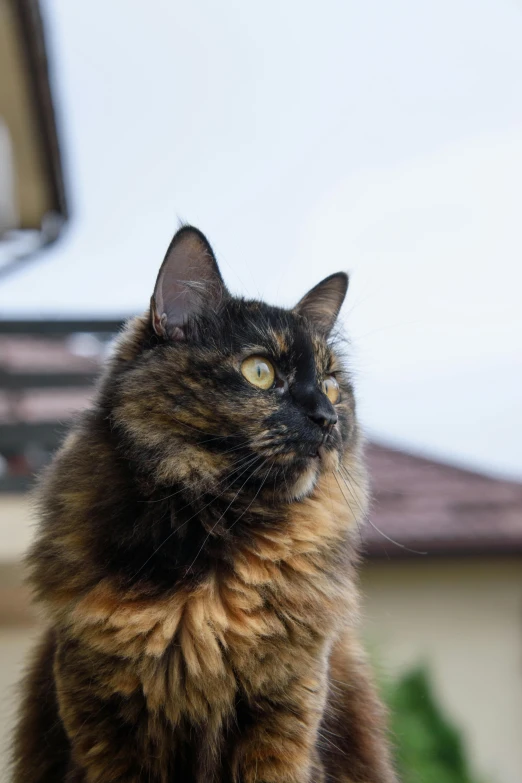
293, 385, 338, 431
307, 407, 338, 431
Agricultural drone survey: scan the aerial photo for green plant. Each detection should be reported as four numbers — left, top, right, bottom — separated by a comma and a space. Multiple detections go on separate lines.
384, 667, 482, 783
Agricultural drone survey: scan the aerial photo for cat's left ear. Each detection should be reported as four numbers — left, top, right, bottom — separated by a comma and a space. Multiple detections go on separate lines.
294, 272, 348, 335
151, 226, 228, 340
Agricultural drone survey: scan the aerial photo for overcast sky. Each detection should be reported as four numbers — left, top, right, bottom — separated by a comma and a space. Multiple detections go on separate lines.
1, 0, 521, 478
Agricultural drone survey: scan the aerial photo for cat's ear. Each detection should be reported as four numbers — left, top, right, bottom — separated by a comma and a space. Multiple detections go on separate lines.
151, 226, 228, 340
294, 272, 349, 335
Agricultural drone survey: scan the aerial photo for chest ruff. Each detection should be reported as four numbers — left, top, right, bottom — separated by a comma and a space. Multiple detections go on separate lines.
50, 471, 362, 728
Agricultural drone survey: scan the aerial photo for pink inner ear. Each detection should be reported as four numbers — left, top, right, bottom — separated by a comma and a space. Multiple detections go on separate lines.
151, 294, 187, 341
294, 272, 348, 335
151, 227, 227, 339
169, 326, 185, 341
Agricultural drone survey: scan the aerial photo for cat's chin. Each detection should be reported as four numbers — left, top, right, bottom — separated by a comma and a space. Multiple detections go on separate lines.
288, 464, 319, 501
285, 448, 339, 502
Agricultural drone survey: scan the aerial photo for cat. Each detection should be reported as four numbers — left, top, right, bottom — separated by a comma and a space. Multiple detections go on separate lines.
11, 226, 398, 783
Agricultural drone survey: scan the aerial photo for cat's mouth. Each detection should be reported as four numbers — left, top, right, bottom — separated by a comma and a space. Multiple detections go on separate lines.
288, 443, 337, 482
276, 442, 328, 465
271, 435, 337, 466
231, 432, 340, 501
308, 443, 340, 473
305, 438, 333, 461
285, 445, 340, 500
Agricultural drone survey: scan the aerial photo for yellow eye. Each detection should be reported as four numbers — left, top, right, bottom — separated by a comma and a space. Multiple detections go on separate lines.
322, 375, 340, 404
241, 356, 276, 390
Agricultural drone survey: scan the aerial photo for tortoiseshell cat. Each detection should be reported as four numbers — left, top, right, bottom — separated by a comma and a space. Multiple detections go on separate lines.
12, 227, 397, 783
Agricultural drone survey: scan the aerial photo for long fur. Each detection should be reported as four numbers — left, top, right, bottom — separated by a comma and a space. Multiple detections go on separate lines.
11, 251, 397, 782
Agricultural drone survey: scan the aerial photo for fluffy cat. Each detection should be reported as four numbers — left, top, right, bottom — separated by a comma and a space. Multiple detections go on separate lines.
11, 226, 397, 783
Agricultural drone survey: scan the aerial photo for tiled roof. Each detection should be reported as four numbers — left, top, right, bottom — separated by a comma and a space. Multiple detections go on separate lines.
364, 444, 522, 558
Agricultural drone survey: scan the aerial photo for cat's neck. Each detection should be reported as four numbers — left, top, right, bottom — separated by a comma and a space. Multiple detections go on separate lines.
30, 407, 366, 604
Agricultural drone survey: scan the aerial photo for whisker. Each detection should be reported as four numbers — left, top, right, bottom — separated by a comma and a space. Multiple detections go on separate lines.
214, 438, 255, 456
131, 454, 262, 578
362, 515, 428, 556
339, 466, 427, 556
185, 456, 267, 575
318, 725, 344, 739
337, 465, 366, 514
333, 472, 363, 542
139, 450, 257, 504
193, 434, 249, 448
224, 460, 271, 535
169, 414, 243, 440
282, 465, 291, 500
317, 730, 347, 757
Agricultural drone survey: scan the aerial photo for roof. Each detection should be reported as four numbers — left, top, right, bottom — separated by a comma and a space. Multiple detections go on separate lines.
0, 322, 521, 557
365, 443, 522, 559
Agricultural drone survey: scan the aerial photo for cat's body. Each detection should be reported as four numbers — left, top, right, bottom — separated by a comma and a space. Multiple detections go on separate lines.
11, 227, 397, 783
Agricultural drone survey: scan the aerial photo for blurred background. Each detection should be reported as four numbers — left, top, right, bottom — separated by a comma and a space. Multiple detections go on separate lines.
0, 0, 521, 781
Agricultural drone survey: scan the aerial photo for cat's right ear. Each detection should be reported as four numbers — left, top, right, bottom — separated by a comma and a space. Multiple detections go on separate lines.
294, 272, 348, 335
151, 226, 228, 340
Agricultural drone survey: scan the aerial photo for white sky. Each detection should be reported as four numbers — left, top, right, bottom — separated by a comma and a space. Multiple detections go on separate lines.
1, 0, 521, 479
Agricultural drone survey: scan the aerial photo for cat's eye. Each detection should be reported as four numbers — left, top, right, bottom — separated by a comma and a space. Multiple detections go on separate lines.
322, 375, 340, 404
241, 356, 276, 389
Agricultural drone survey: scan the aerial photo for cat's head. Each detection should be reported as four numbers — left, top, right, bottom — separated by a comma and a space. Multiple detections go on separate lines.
107, 226, 359, 501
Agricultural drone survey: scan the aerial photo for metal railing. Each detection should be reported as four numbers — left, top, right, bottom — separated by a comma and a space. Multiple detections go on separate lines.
0, 318, 127, 492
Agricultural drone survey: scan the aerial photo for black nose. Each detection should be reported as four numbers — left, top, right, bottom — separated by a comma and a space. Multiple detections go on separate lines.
292, 384, 338, 431
308, 407, 338, 431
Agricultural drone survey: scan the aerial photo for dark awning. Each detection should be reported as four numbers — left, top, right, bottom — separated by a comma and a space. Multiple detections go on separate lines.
0, 0, 67, 277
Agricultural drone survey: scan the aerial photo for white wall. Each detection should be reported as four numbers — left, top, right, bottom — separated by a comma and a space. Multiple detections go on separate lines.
361, 558, 522, 783
0, 495, 33, 561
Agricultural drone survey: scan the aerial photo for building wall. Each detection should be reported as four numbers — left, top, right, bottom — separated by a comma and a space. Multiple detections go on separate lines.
361, 557, 522, 783
0, 493, 33, 562
0, 493, 38, 779
0, 627, 37, 779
